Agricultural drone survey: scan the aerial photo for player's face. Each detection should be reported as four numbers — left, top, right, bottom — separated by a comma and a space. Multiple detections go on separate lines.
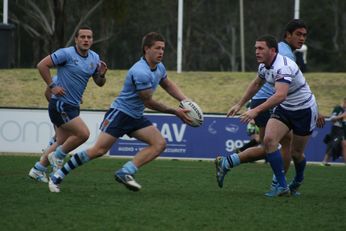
255, 41, 273, 65
75, 29, 93, 54
286, 28, 307, 50
145, 41, 165, 66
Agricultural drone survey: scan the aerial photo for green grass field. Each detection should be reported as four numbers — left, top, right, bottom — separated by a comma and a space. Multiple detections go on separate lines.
1, 155, 345, 231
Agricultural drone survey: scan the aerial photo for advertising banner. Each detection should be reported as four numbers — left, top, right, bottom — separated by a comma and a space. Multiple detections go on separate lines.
0, 108, 342, 163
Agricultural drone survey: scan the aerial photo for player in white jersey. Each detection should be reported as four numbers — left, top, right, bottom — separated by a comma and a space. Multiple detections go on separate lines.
48, 32, 193, 193
28, 26, 107, 183
215, 35, 319, 197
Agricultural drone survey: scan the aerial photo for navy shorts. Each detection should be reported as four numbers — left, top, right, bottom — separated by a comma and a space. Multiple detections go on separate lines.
271, 105, 317, 136
250, 99, 272, 128
99, 108, 152, 138
48, 99, 80, 127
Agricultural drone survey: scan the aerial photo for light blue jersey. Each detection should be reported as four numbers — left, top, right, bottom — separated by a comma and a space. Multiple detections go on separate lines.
51, 46, 100, 106
253, 41, 296, 100
111, 57, 167, 118
278, 41, 296, 62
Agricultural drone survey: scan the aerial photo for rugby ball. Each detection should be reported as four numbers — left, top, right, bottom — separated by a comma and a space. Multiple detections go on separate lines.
179, 100, 204, 127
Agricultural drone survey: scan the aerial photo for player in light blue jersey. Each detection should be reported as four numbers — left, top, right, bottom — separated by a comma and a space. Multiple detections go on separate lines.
215, 35, 320, 197
48, 32, 193, 193
28, 26, 107, 183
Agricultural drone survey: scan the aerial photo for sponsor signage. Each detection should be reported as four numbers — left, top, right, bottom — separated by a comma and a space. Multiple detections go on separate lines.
0, 108, 341, 163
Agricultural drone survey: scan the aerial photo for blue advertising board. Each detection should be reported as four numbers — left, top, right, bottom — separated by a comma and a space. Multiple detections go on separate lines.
110, 113, 341, 163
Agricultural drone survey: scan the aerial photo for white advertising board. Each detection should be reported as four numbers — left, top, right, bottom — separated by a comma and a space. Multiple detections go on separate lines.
0, 108, 104, 153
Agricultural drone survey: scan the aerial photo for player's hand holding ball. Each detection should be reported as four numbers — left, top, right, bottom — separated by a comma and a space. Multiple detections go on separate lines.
179, 100, 204, 127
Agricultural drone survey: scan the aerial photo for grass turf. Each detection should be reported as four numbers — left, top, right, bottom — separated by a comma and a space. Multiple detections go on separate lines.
0, 155, 345, 231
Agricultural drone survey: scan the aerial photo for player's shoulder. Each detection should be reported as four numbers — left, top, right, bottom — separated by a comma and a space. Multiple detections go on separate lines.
88, 49, 100, 59
274, 53, 296, 67
278, 41, 295, 61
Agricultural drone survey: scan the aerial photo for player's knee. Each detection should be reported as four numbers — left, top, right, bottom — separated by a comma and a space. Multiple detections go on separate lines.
154, 138, 167, 154
80, 130, 90, 142
263, 136, 278, 153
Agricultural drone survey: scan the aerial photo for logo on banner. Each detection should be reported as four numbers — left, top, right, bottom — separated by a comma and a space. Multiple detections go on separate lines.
225, 124, 239, 133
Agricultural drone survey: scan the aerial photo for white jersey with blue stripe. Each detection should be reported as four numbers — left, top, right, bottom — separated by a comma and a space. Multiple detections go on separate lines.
258, 53, 316, 111
253, 41, 297, 100
51, 46, 100, 106
111, 57, 167, 118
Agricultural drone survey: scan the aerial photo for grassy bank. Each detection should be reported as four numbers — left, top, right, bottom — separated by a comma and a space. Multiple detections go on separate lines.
0, 69, 345, 115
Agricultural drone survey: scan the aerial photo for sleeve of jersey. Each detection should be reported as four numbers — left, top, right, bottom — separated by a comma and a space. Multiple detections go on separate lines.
159, 64, 167, 82
275, 66, 292, 84
50, 48, 68, 66
92, 53, 101, 77
133, 71, 152, 91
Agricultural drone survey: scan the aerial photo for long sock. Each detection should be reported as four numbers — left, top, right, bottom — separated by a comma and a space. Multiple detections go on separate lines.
52, 150, 90, 184
238, 139, 259, 152
266, 150, 287, 188
271, 174, 278, 187
121, 161, 138, 175
294, 157, 306, 183
34, 162, 48, 172
224, 153, 240, 169
54, 145, 67, 159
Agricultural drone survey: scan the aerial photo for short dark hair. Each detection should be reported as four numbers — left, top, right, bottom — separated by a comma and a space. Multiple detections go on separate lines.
75, 26, 92, 38
142, 32, 165, 55
283, 19, 307, 38
256, 34, 278, 52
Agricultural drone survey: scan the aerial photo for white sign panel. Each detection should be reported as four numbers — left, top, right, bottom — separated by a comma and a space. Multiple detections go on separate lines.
0, 108, 104, 153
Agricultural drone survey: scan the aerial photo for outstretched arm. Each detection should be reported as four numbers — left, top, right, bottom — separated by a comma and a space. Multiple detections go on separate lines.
227, 76, 264, 117
240, 82, 288, 123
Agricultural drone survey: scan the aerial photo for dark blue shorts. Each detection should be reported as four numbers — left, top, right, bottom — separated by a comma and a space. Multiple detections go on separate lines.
250, 99, 272, 128
48, 99, 80, 127
99, 108, 152, 138
271, 105, 317, 136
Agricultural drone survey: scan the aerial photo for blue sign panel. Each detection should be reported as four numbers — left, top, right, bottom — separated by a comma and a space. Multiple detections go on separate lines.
109, 113, 341, 163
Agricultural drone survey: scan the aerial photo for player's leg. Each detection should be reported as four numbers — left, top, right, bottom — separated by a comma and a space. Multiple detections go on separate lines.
263, 118, 290, 196
288, 134, 310, 195
280, 131, 292, 172
53, 116, 90, 159
115, 125, 166, 191
49, 132, 116, 193
267, 130, 292, 192
28, 131, 63, 183
288, 104, 318, 195
131, 125, 166, 167
215, 125, 266, 188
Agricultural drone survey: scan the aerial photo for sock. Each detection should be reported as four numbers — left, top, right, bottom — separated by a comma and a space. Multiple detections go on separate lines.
294, 157, 306, 183
34, 162, 48, 172
239, 139, 259, 152
271, 174, 278, 187
266, 150, 287, 188
121, 161, 138, 175
53, 150, 90, 184
54, 145, 67, 159
224, 153, 240, 169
